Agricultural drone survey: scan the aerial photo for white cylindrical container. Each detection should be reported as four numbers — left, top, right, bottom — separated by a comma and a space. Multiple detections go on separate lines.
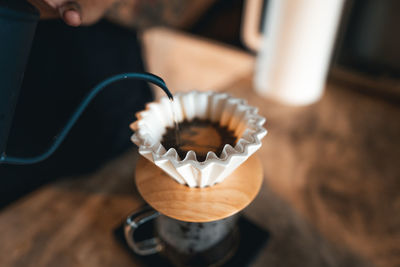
242, 0, 345, 105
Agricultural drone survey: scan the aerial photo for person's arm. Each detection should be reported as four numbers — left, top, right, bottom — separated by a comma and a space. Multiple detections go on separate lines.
28, 0, 217, 29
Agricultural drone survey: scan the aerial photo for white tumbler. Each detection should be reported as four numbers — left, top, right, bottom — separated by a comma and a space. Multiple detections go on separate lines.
242, 0, 344, 105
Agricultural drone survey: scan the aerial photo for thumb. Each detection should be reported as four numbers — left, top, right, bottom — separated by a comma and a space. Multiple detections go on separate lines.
59, 2, 82, 27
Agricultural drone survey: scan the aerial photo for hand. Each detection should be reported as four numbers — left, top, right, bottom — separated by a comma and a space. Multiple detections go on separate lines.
28, 0, 120, 27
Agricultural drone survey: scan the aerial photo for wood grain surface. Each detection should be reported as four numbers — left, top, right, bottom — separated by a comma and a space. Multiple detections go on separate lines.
225, 76, 400, 267
135, 155, 263, 222
0, 152, 144, 267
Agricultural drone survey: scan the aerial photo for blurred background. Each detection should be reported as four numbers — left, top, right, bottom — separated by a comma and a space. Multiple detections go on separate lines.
147, 0, 400, 99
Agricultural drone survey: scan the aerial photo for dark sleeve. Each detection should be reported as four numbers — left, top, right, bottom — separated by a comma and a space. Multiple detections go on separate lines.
0, 19, 153, 207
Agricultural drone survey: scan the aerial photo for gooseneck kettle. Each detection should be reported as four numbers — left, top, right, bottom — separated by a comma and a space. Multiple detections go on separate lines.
0, 0, 172, 165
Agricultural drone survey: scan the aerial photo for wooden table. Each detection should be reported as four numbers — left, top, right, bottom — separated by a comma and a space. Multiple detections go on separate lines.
1, 29, 399, 267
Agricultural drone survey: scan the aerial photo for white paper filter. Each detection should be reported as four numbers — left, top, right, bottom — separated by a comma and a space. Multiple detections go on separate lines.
131, 91, 267, 188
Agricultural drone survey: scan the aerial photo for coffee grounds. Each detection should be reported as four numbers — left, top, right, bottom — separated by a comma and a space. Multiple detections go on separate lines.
161, 118, 237, 162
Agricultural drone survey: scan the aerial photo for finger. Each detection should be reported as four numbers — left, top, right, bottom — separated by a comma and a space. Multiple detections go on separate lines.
58, 1, 82, 27
63, 9, 81, 26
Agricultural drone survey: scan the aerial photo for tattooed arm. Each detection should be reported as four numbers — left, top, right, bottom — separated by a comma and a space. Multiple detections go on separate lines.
105, 0, 217, 30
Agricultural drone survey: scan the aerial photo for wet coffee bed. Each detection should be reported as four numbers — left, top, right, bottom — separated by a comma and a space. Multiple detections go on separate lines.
161, 118, 237, 162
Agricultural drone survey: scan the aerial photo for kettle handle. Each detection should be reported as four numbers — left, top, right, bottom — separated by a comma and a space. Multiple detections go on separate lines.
241, 0, 264, 52
0, 0, 39, 158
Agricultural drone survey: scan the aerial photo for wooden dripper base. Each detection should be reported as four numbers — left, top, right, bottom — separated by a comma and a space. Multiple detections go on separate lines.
135, 155, 263, 222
